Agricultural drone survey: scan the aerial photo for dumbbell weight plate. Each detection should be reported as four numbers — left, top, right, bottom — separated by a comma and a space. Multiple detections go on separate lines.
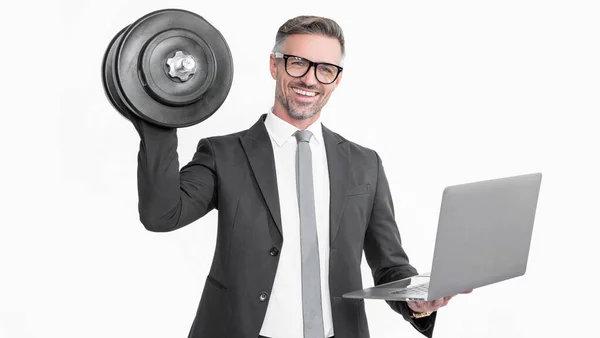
102, 9, 233, 127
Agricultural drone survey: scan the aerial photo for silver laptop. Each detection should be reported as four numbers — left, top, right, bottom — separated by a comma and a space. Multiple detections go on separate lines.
343, 173, 542, 301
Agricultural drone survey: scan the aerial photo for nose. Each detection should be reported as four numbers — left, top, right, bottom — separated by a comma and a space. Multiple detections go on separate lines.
299, 65, 319, 85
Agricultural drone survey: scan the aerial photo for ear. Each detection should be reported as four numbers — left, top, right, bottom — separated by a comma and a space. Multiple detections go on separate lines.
269, 54, 278, 80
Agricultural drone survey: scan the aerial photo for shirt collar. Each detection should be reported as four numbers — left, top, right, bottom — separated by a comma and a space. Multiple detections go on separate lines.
264, 108, 323, 147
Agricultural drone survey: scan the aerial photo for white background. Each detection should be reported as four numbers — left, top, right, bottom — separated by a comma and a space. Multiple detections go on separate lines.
1, 0, 599, 337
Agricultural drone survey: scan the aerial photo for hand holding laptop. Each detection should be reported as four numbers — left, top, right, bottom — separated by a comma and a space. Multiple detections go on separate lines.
343, 173, 542, 320
407, 290, 472, 315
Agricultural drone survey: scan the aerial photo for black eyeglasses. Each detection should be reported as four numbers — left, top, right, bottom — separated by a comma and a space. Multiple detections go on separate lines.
274, 52, 343, 84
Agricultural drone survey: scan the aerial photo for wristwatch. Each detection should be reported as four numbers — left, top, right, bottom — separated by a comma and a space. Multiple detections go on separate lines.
410, 310, 433, 319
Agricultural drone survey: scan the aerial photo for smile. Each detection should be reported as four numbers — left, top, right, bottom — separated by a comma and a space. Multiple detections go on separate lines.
292, 87, 318, 97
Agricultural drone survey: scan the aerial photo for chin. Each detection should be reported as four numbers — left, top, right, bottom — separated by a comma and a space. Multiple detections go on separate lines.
287, 108, 317, 120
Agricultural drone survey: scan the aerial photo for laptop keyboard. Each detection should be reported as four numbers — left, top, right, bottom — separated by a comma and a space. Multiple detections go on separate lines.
390, 283, 429, 296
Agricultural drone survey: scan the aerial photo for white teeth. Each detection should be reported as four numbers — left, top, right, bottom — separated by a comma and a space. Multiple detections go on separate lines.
292, 88, 316, 97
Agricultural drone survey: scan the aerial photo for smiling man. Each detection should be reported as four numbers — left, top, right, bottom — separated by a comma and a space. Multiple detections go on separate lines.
130, 15, 463, 338
270, 32, 343, 127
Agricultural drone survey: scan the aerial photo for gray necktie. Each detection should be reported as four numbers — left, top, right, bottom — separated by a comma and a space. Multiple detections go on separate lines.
294, 130, 325, 338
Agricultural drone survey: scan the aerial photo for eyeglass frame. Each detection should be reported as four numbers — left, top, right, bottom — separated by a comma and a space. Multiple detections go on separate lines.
274, 52, 343, 84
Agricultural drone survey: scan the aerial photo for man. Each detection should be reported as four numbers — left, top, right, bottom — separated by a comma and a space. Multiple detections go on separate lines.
127, 15, 464, 338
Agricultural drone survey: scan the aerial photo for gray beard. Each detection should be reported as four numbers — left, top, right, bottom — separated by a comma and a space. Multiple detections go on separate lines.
276, 90, 319, 120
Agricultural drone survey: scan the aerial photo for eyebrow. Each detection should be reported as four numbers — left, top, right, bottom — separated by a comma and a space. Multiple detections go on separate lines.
285, 54, 341, 66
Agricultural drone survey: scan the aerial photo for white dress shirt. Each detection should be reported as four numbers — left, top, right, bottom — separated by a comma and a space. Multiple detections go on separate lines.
259, 109, 334, 338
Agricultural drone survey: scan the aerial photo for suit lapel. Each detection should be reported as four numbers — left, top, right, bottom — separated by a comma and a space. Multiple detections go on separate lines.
239, 116, 349, 246
240, 115, 283, 238
322, 125, 349, 246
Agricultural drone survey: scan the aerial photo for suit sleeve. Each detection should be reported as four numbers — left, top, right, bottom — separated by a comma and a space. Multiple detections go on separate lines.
363, 151, 437, 337
132, 118, 217, 232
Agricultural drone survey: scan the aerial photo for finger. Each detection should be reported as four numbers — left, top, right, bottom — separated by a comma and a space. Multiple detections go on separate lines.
407, 301, 423, 312
440, 296, 453, 307
420, 300, 436, 312
427, 297, 449, 311
460, 290, 473, 294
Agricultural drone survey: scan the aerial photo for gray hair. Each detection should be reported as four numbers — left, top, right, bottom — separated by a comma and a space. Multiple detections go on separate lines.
272, 15, 345, 58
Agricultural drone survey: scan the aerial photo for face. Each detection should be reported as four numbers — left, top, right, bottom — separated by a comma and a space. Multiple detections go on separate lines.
270, 34, 343, 120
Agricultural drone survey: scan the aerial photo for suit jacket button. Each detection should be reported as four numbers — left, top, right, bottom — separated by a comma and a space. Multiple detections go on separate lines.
259, 292, 269, 302
269, 247, 279, 256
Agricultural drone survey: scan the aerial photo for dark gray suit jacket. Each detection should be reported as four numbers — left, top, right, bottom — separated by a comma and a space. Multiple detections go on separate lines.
133, 114, 436, 338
